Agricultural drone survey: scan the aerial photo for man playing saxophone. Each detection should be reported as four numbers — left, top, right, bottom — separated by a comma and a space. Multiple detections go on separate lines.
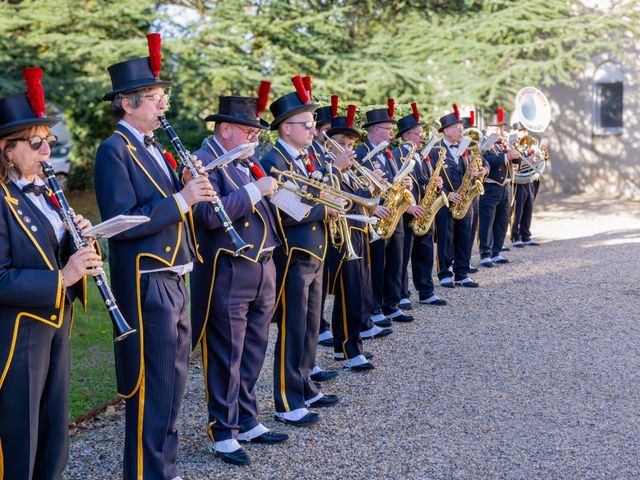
356, 99, 414, 327
394, 103, 447, 309
429, 106, 481, 288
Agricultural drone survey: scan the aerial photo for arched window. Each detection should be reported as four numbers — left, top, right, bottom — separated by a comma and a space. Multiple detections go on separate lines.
593, 61, 624, 135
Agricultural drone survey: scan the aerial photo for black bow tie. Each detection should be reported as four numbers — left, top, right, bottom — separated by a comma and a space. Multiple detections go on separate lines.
22, 183, 49, 196
296, 154, 308, 162
144, 135, 156, 147
450, 144, 459, 148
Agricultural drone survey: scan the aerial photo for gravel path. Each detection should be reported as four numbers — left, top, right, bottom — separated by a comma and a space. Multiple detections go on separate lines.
65, 193, 640, 479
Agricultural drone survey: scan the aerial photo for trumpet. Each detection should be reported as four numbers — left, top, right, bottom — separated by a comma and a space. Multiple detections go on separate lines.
323, 131, 387, 195
269, 167, 379, 213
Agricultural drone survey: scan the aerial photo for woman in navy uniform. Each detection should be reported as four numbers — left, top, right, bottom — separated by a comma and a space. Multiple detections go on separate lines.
394, 103, 447, 308
189, 85, 288, 465
94, 35, 217, 480
0, 68, 99, 479
261, 76, 340, 427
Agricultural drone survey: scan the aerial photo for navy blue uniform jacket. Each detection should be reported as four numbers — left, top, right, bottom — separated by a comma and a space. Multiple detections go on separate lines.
94, 125, 197, 396
190, 139, 280, 349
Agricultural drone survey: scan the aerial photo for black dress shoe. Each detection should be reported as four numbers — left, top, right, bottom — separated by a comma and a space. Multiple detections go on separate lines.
467, 266, 479, 273
399, 300, 412, 310
440, 281, 455, 288
274, 411, 320, 427
318, 338, 334, 348
373, 317, 392, 327
494, 258, 509, 264
455, 280, 479, 288
239, 431, 289, 444
501, 247, 511, 252
213, 447, 251, 466
308, 394, 339, 408
523, 240, 539, 246
419, 296, 447, 306
310, 370, 339, 382
348, 362, 375, 372
392, 313, 414, 323
372, 328, 393, 339
480, 259, 494, 268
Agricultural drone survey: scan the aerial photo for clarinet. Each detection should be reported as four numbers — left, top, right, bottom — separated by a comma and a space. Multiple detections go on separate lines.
158, 116, 250, 256
41, 162, 136, 342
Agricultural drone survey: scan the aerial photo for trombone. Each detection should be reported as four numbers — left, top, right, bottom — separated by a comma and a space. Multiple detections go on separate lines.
323, 131, 388, 196
269, 167, 379, 213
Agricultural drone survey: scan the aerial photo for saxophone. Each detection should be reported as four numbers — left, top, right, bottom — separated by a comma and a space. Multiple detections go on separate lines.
372, 142, 417, 240
409, 146, 449, 236
449, 136, 485, 220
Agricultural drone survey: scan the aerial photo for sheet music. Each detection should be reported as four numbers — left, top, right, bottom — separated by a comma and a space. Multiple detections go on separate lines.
269, 181, 312, 222
455, 136, 472, 160
481, 133, 500, 151
83, 215, 150, 239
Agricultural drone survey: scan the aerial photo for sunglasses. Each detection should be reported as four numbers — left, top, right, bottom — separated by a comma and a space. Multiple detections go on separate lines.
285, 120, 316, 130
13, 134, 58, 150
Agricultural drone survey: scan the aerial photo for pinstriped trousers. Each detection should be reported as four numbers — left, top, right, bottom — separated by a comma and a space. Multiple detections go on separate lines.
0, 305, 71, 480
123, 271, 190, 480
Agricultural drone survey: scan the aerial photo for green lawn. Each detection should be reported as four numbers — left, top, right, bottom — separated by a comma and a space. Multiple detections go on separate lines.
68, 190, 117, 420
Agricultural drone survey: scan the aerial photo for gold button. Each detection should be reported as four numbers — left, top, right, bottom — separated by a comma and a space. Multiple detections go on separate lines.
244, 222, 250, 228
50, 315, 57, 321
165, 246, 171, 252
318, 245, 323, 249
311, 226, 317, 231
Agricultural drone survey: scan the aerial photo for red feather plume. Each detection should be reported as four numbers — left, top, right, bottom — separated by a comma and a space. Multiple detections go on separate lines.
256, 80, 271, 117
163, 150, 177, 170
411, 102, 420, 121
331, 95, 339, 118
469, 110, 475, 127
387, 98, 395, 119
22, 67, 45, 118
302, 76, 312, 101
452, 103, 460, 120
291, 75, 309, 104
346, 104, 357, 128
497, 108, 505, 124
146, 33, 162, 78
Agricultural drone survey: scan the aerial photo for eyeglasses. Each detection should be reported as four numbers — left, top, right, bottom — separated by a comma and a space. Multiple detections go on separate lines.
12, 134, 58, 150
234, 124, 261, 140
141, 93, 170, 105
285, 120, 316, 130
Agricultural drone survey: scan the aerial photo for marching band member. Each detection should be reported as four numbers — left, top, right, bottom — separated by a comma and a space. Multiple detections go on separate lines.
94, 34, 217, 479
315, 97, 337, 350
0, 69, 98, 480
324, 103, 376, 371
356, 100, 413, 327
395, 103, 447, 308
461, 115, 480, 275
261, 76, 339, 428
190, 86, 288, 465
478, 109, 520, 266
430, 107, 480, 288
510, 121, 540, 247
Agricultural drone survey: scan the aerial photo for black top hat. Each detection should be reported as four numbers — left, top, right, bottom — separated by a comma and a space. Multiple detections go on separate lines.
439, 103, 464, 132
0, 68, 59, 139
103, 34, 173, 101
326, 104, 359, 138
362, 98, 396, 128
269, 75, 317, 130
315, 106, 332, 126
204, 81, 271, 129
461, 116, 472, 130
396, 102, 423, 138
